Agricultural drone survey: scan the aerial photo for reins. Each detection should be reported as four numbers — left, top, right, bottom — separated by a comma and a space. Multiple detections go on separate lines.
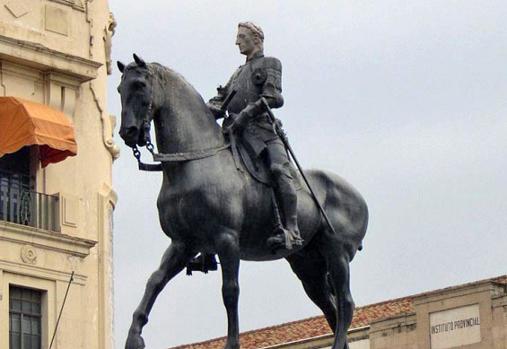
130, 115, 230, 172
131, 140, 231, 172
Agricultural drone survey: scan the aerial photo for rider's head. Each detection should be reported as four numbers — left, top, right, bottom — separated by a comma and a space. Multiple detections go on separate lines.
236, 22, 264, 59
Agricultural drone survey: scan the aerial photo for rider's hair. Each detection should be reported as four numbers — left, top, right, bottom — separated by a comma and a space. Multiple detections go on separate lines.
238, 22, 264, 50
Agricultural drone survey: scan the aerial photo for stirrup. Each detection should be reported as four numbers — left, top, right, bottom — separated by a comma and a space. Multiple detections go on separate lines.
186, 254, 218, 275
267, 227, 304, 252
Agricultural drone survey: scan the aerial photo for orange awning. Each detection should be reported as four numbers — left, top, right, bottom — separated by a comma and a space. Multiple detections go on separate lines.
0, 97, 77, 167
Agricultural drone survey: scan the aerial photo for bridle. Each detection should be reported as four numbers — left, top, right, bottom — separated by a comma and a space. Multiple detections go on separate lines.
131, 129, 162, 171
127, 68, 231, 172
129, 68, 162, 171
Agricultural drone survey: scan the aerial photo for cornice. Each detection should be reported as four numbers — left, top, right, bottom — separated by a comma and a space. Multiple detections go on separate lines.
48, 0, 86, 12
0, 259, 87, 286
0, 32, 102, 82
0, 221, 96, 258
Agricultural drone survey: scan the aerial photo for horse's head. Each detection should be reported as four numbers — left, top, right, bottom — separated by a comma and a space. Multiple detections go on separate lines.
117, 54, 154, 147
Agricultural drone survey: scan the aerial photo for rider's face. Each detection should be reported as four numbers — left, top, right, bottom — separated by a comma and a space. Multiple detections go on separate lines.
235, 27, 257, 56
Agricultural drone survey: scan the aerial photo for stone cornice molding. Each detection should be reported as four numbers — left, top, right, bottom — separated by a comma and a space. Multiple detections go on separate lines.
368, 313, 417, 333
0, 221, 96, 258
0, 32, 102, 82
99, 182, 118, 207
413, 281, 498, 306
0, 260, 87, 286
48, 0, 86, 12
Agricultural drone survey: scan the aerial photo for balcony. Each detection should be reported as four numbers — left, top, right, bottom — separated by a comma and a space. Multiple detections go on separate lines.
0, 170, 59, 232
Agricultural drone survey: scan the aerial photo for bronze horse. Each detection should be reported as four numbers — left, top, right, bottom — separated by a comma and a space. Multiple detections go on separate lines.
117, 54, 368, 349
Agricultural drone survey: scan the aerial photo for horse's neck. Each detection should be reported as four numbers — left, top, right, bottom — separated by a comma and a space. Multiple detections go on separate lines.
152, 72, 223, 154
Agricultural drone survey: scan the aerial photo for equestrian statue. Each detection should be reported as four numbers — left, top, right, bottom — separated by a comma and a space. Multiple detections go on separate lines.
117, 22, 368, 349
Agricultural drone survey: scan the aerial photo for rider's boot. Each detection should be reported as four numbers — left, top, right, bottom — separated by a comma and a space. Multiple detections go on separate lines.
267, 168, 304, 251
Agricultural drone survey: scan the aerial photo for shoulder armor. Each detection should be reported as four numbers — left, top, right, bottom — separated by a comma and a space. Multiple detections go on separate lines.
262, 56, 282, 71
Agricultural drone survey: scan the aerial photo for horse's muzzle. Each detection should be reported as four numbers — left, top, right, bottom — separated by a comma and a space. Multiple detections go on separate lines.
119, 126, 139, 147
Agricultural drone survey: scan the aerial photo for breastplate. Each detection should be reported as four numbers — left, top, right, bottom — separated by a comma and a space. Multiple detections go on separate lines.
227, 61, 262, 114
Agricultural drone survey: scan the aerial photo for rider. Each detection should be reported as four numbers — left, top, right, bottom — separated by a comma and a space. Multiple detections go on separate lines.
207, 22, 303, 250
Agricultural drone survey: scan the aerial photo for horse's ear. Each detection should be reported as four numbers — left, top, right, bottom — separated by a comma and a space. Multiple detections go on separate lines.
117, 61, 125, 73
133, 53, 147, 68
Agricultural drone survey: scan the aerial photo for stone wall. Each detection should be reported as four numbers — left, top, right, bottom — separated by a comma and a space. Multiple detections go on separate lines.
0, 1, 116, 348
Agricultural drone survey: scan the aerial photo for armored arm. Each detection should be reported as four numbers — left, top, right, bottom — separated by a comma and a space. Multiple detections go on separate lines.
260, 57, 284, 109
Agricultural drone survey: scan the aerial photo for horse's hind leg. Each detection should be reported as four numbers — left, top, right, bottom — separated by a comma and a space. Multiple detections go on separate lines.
125, 241, 193, 349
215, 230, 241, 349
286, 249, 337, 331
321, 235, 354, 349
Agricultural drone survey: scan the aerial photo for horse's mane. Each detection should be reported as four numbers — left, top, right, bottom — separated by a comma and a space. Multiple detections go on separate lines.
134, 62, 219, 132
124, 61, 203, 101
148, 63, 203, 101
147, 62, 182, 84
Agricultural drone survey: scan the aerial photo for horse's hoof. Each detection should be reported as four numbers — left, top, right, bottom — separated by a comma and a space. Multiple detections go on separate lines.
125, 334, 145, 349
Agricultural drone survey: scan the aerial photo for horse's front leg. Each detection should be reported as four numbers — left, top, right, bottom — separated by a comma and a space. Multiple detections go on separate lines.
125, 241, 193, 349
216, 230, 241, 349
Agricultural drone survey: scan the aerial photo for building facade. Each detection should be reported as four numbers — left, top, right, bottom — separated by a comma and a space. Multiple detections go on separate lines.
174, 276, 507, 349
0, 1, 117, 348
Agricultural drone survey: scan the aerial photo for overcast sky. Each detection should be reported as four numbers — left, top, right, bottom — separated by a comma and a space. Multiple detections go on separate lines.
107, 1, 507, 348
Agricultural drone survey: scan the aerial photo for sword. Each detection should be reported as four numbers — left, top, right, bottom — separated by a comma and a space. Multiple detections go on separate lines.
220, 90, 243, 172
260, 97, 338, 237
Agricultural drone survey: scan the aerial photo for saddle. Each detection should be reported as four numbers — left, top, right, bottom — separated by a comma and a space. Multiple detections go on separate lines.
224, 122, 301, 188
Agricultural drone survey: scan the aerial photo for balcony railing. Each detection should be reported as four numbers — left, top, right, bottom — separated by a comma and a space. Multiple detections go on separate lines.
0, 170, 59, 232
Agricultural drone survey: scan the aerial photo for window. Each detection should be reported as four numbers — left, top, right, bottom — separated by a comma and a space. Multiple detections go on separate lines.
0, 147, 31, 176
0, 147, 59, 231
0, 147, 34, 225
9, 286, 42, 349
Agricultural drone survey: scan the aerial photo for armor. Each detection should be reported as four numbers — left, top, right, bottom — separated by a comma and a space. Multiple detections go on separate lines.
209, 52, 283, 145
209, 51, 302, 249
